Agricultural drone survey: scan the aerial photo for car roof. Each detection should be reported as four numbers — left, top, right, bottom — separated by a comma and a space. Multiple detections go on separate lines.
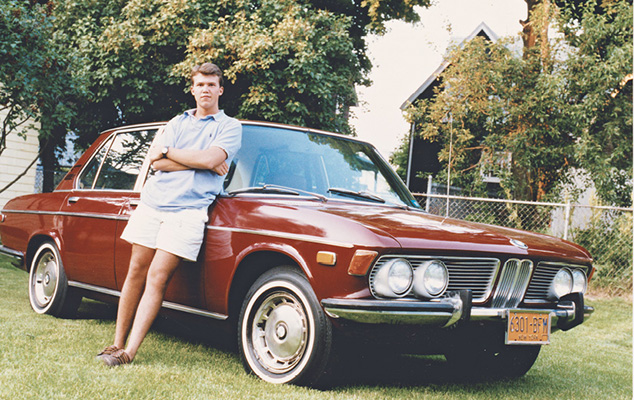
99, 120, 373, 147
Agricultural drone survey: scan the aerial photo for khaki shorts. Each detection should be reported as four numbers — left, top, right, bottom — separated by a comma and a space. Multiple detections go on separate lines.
121, 202, 209, 262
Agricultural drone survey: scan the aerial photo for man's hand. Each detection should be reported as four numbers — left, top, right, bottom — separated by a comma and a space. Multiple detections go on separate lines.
212, 161, 229, 176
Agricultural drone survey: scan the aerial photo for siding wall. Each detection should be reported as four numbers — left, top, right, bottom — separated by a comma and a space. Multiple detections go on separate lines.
0, 117, 40, 209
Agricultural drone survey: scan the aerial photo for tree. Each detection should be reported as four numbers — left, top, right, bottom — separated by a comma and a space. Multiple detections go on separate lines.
50, 0, 432, 148
562, 0, 633, 207
1, 0, 433, 192
176, 0, 362, 133
393, 0, 632, 205
399, 34, 575, 201
0, 0, 86, 193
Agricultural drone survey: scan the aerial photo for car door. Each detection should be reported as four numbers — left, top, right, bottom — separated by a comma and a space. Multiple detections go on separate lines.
60, 128, 155, 290
112, 128, 208, 309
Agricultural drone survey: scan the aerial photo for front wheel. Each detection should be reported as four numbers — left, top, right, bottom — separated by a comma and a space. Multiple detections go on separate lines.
238, 266, 332, 385
29, 242, 81, 318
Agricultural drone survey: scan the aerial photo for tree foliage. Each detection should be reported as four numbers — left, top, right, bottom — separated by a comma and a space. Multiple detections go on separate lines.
51, 0, 432, 146
176, 0, 363, 133
562, 0, 633, 206
0, 0, 84, 154
0, 0, 87, 193
1, 0, 432, 192
394, 0, 632, 206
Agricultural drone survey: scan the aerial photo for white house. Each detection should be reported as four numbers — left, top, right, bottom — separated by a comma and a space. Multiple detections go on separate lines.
0, 110, 40, 209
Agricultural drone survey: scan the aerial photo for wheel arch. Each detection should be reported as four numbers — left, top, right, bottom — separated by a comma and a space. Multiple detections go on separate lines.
227, 249, 309, 321
25, 233, 62, 272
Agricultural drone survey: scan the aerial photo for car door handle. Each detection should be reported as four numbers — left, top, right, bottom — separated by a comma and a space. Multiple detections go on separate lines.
129, 199, 140, 207
68, 196, 80, 204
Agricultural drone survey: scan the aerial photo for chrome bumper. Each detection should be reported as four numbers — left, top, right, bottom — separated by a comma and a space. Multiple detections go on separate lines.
0, 244, 24, 267
321, 292, 594, 330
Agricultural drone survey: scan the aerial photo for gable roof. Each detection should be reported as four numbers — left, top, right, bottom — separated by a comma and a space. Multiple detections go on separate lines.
400, 22, 498, 110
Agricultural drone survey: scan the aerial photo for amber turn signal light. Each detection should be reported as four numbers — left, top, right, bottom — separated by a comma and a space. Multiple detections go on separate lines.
347, 250, 378, 276
316, 251, 337, 266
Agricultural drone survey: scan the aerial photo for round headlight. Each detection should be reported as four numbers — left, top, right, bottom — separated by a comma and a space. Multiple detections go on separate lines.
373, 259, 413, 298
388, 259, 414, 296
413, 260, 449, 298
571, 269, 588, 294
549, 268, 573, 299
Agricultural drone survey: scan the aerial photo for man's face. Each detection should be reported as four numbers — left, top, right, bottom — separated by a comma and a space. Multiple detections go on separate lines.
191, 73, 223, 112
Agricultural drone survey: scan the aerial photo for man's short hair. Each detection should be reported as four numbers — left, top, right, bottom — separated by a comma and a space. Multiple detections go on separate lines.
191, 63, 224, 87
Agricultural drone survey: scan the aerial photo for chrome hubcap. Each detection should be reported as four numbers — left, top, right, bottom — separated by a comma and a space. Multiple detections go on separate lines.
251, 291, 308, 374
33, 252, 57, 307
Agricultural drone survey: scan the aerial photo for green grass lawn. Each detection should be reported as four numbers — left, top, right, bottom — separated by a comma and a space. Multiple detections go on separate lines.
0, 256, 631, 400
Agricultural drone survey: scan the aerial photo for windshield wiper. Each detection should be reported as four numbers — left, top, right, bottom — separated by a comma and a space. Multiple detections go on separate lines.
228, 185, 327, 202
327, 188, 385, 203
228, 185, 300, 196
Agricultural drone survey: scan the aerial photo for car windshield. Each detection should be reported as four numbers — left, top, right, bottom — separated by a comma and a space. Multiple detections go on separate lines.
225, 125, 421, 209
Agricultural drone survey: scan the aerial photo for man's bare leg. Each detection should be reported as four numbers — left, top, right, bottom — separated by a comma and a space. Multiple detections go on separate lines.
113, 244, 156, 349
124, 249, 182, 360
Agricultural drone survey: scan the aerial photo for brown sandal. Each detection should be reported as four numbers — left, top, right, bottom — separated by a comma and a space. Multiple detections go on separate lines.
99, 349, 132, 367
97, 345, 120, 356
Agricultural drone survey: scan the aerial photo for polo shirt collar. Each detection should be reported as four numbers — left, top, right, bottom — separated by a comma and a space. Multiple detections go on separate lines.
184, 109, 226, 121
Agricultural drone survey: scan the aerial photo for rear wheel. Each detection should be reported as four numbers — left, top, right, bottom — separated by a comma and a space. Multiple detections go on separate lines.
29, 242, 81, 318
238, 266, 332, 385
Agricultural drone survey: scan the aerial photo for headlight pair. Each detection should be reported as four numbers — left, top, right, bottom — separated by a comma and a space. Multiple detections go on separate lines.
549, 268, 588, 300
372, 259, 448, 299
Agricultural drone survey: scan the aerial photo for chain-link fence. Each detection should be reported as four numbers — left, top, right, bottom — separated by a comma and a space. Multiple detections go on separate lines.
414, 193, 633, 295
34, 166, 71, 193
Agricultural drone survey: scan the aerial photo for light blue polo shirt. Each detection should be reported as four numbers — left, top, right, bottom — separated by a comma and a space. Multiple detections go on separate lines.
141, 110, 242, 211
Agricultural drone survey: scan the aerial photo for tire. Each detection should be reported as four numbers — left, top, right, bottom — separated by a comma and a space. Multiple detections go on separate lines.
28, 242, 81, 318
237, 266, 332, 385
445, 343, 541, 379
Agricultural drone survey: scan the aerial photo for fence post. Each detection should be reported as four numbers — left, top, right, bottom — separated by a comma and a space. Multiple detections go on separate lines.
563, 198, 571, 241
426, 175, 432, 213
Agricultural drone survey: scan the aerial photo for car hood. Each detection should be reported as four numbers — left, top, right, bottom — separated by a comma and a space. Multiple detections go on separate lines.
216, 198, 592, 264
314, 203, 592, 263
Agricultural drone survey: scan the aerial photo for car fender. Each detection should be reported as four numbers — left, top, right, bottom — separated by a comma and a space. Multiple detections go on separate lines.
234, 241, 312, 280
25, 229, 64, 271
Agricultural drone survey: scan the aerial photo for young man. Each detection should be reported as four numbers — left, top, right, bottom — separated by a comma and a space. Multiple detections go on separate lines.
97, 63, 242, 366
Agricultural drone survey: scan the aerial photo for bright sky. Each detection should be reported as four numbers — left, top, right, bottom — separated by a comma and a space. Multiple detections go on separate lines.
350, 0, 527, 159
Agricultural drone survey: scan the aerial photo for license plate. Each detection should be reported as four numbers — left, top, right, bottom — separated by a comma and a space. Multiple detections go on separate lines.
506, 310, 551, 345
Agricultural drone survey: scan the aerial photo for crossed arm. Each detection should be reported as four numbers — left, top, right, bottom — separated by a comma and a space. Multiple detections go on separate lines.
149, 142, 229, 175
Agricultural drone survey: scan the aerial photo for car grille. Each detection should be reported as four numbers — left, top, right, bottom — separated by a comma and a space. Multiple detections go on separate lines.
369, 256, 591, 306
524, 261, 591, 302
491, 259, 533, 308
369, 255, 500, 303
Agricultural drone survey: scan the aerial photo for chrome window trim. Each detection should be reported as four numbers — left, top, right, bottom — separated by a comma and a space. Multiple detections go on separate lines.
74, 124, 165, 192
1, 209, 127, 221
68, 281, 228, 320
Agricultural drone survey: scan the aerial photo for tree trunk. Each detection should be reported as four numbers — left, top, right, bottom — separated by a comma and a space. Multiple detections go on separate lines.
38, 124, 65, 193
520, 0, 540, 55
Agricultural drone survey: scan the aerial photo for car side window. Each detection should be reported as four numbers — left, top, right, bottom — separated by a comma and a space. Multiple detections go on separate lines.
78, 136, 113, 189
78, 129, 157, 190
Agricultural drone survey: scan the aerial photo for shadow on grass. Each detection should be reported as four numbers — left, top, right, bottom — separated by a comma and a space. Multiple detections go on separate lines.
75, 299, 118, 321
73, 297, 519, 389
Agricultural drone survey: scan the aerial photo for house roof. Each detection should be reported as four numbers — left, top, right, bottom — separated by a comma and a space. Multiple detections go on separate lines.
400, 22, 499, 110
